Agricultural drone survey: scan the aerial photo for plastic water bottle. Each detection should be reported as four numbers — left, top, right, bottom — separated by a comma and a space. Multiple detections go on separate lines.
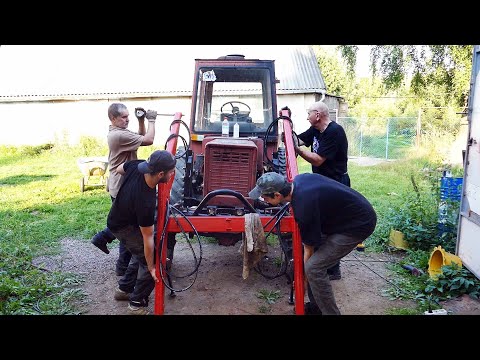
222, 118, 229, 137
233, 122, 239, 138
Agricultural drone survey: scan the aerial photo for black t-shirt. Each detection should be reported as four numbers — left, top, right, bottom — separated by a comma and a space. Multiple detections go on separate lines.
297, 122, 348, 182
291, 173, 377, 247
107, 160, 156, 232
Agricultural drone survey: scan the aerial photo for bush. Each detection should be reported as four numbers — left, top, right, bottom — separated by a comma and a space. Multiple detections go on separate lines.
381, 166, 459, 253
77, 136, 108, 157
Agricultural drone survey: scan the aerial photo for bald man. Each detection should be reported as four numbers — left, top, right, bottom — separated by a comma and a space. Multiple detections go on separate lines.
295, 101, 350, 186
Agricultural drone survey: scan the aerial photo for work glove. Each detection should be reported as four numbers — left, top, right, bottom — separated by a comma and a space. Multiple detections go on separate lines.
146, 110, 158, 121
280, 106, 291, 118
135, 107, 146, 121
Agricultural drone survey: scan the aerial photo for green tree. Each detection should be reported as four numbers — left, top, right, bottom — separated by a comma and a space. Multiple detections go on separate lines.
338, 45, 473, 108
312, 45, 351, 97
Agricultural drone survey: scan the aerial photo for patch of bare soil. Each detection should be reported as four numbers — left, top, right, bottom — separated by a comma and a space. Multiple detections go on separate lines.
30, 237, 436, 316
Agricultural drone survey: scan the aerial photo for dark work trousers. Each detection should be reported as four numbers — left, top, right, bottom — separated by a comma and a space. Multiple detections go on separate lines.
305, 233, 363, 315
109, 196, 132, 273
115, 188, 158, 273
327, 172, 350, 273
113, 225, 155, 306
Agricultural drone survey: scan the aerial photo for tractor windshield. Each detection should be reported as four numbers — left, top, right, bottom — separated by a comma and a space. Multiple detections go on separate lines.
193, 67, 274, 136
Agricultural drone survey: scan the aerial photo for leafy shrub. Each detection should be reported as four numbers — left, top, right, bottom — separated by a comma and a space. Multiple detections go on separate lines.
380, 165, 460, 253
77, 136, 108, 157
424, 263, 480, 301
20, 143, 54, 157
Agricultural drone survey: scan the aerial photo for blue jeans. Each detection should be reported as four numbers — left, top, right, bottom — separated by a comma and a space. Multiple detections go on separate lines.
113, 225, 155, 305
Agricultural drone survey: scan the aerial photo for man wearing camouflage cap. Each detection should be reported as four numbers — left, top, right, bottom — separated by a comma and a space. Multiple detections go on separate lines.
249, 172, 377, 315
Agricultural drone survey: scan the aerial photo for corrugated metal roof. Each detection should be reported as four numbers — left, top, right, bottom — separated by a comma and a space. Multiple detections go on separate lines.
0, 45, 326, 101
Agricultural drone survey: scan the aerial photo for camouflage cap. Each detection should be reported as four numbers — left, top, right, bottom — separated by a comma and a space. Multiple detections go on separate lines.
138, 150, 176, 174
248, 172, 288, 200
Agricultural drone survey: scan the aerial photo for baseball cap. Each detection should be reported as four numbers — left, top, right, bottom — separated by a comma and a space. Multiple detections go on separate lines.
138, 150, 176, 174
248, 172, 288, 199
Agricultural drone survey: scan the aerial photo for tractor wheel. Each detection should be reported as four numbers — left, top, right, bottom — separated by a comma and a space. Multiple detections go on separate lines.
170, 147, 186, 206
277, 147, 286, 176
80, 177, 85, 192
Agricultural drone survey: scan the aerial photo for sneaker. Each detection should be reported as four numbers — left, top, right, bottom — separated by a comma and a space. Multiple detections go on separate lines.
128, 303, 150, 315
114, 287, 130, 301
91, 233, 109, 254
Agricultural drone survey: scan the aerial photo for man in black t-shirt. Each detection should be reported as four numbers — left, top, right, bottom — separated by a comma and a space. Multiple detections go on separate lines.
289, 101, 350, 282
107, 150, 176, 315
249, 172, 377, 315
296, 101, 350, 185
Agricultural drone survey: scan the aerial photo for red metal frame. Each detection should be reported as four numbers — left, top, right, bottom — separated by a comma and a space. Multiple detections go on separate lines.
153, 109, 305, 315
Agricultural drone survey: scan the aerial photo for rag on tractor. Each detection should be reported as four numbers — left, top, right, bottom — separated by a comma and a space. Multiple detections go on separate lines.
153, 54, 306, 315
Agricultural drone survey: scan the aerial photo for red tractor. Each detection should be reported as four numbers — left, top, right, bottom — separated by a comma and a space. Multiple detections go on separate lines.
154, 54, 305, 315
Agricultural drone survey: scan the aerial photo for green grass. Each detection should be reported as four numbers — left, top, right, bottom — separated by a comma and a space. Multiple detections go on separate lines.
385, 307, 422, 315
0, 141, 160, 314
0, 142, 465, 314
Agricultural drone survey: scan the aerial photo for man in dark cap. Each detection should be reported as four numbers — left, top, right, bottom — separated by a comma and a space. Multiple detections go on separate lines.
107, 150, 176, 315
249, 172, 377, 315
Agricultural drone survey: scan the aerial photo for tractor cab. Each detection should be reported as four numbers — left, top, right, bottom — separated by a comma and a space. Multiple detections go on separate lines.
170, 55, 283, 212
191, 54, 278, 139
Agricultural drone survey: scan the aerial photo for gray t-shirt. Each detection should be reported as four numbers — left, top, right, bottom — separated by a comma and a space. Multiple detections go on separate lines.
107, 125, 144, 198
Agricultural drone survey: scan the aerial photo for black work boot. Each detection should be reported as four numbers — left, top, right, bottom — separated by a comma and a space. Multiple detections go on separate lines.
91, 232, 110, 254
104, 228, 116, 243
327, 263, 342, 281
304, 302, 322, 315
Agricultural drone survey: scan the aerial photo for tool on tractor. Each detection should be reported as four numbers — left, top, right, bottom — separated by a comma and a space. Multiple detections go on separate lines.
135, 108, 176, 119
151, 54, 306, 315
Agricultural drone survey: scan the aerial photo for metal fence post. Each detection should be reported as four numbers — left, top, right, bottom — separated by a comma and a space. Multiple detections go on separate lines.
360, 117, 364, 157
385, 118, 390, 159
416, 109, 422, 147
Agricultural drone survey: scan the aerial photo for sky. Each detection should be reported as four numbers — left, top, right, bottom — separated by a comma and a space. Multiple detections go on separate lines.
0, 45, 319, 95
0, 45, 372, 96
355, 45, 371, 78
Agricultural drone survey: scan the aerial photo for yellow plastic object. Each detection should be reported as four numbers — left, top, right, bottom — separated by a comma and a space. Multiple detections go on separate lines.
428, 245, 463, 278
356, 243, 365, 252
389, 229, 408, 250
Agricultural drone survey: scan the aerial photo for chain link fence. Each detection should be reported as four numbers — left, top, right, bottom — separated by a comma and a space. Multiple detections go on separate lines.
337, 117, 418, 160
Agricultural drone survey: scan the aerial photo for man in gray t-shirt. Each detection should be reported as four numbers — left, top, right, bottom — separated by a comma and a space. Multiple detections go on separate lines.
91, 103, 157, 276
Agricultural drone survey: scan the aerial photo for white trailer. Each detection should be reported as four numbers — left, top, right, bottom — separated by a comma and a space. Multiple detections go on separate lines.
456, 45, 480, 280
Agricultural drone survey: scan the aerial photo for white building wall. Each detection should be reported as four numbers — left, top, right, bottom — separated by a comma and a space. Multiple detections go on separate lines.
0, 93, 334, 146
0, 94, 344, 147
0, 97, 192, 146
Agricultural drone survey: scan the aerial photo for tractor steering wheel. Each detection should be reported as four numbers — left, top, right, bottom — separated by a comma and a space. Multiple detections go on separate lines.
220, 101, 251, 116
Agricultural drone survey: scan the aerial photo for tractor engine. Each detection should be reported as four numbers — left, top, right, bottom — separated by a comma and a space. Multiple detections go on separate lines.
202, 137, 261, 208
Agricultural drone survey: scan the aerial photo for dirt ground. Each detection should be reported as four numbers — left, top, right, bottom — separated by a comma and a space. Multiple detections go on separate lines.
31, 237, 480, 316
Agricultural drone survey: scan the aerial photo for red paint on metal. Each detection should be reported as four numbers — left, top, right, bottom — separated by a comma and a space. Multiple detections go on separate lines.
154, 112, 182, 315
280, 108, 304, 315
